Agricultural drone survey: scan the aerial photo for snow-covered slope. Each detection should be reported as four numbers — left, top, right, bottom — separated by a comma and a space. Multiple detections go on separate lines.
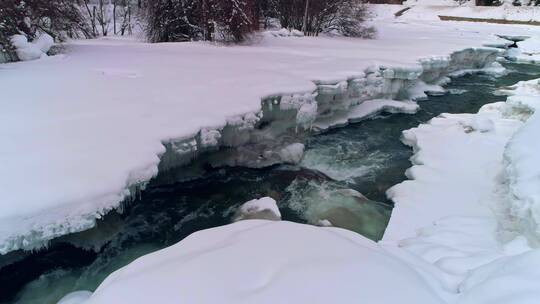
83, 220, 444, 304
382, 77, 540, 303
499, 79, 540, 246
2, 18, 531, 254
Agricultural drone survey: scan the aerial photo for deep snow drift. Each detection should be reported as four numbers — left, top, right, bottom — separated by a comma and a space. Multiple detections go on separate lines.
2, 17, 530, 254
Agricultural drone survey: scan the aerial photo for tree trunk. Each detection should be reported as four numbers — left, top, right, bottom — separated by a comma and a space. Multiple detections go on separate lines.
113, 1, 117, 35
302, 0, 310, 34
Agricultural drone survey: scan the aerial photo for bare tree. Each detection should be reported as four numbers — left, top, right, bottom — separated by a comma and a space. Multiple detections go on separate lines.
96, 0, 110, 36
274, 0, 373, 37
113, 0, 118, 34
144, 0, 257, 43
82, 0, 98, 36
119, 1, 133, 35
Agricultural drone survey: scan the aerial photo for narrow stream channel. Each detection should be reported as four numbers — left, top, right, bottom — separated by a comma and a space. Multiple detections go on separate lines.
2, 61, 540, 304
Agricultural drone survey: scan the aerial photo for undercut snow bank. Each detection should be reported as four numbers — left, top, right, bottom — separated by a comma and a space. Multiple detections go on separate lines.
82, 221, 444, 304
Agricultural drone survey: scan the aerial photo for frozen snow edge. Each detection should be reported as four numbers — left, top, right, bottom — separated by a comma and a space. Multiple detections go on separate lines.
0, 46, 503, 255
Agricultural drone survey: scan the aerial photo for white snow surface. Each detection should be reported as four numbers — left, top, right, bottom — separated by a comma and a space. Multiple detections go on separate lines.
508, 36, 540, 63
2, 13, 540, 254
57, 291, 92, 304
499, 79, 540, 245
234, 197, 282, 221
10, 33, 54, 61
83, 220, 444, 304
371, 4, 540, 22
382, 77, 540, 303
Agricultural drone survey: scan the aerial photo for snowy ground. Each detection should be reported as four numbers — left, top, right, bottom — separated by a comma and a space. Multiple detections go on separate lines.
3, 12, 539, 254
372, 3, 540, 22
381, 77, 540, 303
75, 220, 446, 304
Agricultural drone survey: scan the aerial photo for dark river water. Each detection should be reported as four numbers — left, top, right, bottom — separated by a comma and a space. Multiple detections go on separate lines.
2, 61, 540, 304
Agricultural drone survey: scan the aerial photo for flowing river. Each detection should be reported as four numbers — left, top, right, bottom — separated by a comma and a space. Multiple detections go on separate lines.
2, 61, 540, 304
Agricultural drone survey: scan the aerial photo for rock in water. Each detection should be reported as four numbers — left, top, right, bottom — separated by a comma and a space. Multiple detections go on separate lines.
233, 197, 282, 221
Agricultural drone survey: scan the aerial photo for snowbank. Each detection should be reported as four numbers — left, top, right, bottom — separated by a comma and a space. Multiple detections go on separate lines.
82, 220, 444, 304
384, 105, 520, 241
498, 79, 540, 245
10, 33, 54, 61
507, 36, 540, 64
370, 4, 540, 23
57, 291, 92, 304
383, 76, 540, 303
0, 18, 531, 254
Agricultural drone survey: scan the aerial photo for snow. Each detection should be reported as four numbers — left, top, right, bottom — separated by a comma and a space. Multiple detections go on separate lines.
313, 99, 420, 132
457, 250, 540, 304
233, 197, 282, 221
277, 143, 305, 164
507, 36, 540, 64
57, 291, 92, 304
372, 4, 540, 23
265, 28, 305, 38
2, 6, 540, 254
10, 33, 54, 61
381, 74, 540, 303
82, 220, 444, 304
498, 79, 540, 246
383, 109, 518, 242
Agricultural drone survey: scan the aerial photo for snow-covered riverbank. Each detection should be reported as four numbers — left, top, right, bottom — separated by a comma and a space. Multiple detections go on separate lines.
74, 71, 540, 304
382, 76, 540, 303
2, 15, 536, 254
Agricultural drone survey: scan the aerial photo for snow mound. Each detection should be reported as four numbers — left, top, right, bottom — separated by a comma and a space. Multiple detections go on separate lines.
233, 197, 281, 221
385, 100, 522, 242
57, 291, 92, 304
83, 221, 443, 304
10, 33, 54, 61
266, 28, 304, 38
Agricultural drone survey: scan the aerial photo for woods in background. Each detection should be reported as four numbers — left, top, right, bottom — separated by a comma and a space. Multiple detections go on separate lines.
144, 0, 373, 42
0, 0, 373, 62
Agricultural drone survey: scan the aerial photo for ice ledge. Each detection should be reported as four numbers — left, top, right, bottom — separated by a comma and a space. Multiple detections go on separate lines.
0, 46, 503, 255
